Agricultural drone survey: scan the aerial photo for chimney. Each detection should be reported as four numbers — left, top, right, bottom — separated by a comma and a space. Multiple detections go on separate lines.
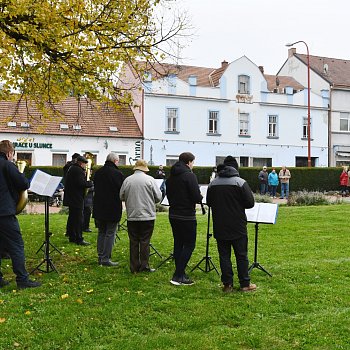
221, 60, 229, 68
258, 66, 264, 74
288, 48, 296, 58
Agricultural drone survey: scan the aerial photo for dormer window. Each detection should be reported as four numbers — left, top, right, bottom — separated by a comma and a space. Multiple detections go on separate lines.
7, 121, 16, 127
20, 122, 30, 128
238, 75, 250, 94
144, 71, 152, 82
188, 75, 197, 86
73, 125, 81, 130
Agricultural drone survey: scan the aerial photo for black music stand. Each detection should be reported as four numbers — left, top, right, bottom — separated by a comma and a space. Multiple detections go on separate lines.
157, 252, 174, 268
31, 196, 62, 274
191, 207, 219, 275
149, 243, 162, 259
28, 170, 63, 274
248, 222, 272, 277
246, 203, 278, 277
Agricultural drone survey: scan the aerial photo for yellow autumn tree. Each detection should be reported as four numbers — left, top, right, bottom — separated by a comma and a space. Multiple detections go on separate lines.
0, 0, 189, 117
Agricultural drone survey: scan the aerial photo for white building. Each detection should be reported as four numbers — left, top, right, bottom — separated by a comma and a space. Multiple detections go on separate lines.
278, 48, 350, 166
0, 97, 142, 166
123, 56, 329, 167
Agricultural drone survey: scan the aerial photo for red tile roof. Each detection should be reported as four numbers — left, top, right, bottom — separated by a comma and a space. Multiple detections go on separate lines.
0, 97, 142, 138
264, 74, 305, 91
296, 53, 350, 87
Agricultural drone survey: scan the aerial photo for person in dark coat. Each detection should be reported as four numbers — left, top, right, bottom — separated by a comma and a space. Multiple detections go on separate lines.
206, 157, 257, 293
166, 152, 203, 286
93, 153, 124, 266
0, 140, 41, 289
62, 153, 80, 184
63, 155, 93, 245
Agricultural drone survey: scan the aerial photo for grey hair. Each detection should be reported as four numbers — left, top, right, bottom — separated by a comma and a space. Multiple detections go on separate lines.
106, 152, 119, 162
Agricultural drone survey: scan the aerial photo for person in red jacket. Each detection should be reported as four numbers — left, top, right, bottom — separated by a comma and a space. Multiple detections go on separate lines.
340, 166, 348, 197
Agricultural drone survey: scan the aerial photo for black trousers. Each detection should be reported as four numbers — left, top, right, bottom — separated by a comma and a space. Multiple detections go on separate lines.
66, 207, 84, 243
127, 220, 155, 273
169, 218, 197, 278
216, 236, 250, 288
83, 206, 92, 230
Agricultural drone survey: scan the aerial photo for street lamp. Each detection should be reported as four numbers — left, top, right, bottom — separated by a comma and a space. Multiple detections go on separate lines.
286, 41, 311, 167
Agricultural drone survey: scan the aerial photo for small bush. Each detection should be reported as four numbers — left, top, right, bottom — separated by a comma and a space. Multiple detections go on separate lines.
254, 194, 273, 203
156, 203, 168, 212
287, 191, 330, 206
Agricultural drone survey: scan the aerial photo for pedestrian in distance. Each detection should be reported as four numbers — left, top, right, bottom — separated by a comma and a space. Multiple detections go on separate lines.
340, 166, 348, 197
258, 166, 269, 195
279, 165, 291, 199
268, 168, 279, 198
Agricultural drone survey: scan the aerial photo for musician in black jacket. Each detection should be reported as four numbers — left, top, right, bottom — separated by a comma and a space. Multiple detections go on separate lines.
166, 152, 203, 286
206, 158, 256, 293
63, 155, 93, 245
0, 140, 41, 289
93, 153, 124, 266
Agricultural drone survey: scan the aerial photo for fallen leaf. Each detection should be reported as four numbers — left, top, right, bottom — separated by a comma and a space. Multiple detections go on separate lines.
61, 294, 69, 299
14, 342, 20, 347
0, 318, 6, 323
86, 289, 93, 294
76, 299, 83, 304
25, 311, 31, 315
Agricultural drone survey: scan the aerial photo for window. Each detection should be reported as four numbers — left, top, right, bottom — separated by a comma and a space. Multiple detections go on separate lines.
52, 154, 67, 167
238, 75, 250, 94
118, 155, 126, 165
302, 117, 312, 138
208, 111, 219, 134
252, 158, 272, 167
166, 156, 178, 167
166, 108, 178, 132
16, 153, 32, 166
340, 112, 350, 131
268, 115, 278, 137
239, 113, 249, 136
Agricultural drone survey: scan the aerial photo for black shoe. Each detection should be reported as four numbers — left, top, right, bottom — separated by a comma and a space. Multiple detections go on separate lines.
83, 229, 92, 233
179, 275, 194, 285
17, 279, 41, 289
76, 240, 90, 246
0, 279, 10, 288
170, 276, 181, 286
100, 261, 119, 267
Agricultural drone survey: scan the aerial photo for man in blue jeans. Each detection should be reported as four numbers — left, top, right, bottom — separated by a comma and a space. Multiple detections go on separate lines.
0, 140, 41, 289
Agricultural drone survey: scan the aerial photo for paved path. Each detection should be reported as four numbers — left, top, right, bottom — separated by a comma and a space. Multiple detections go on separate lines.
25, 202, 61, 214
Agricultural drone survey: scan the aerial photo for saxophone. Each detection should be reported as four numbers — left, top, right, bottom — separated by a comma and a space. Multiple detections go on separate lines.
16, 160, 28, 214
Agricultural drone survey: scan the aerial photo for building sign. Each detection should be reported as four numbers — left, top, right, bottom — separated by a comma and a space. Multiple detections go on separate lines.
134, 140, 141, 160
13, 137, 52, 149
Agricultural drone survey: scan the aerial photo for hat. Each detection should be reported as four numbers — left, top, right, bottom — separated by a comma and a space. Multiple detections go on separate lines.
223, 155, 239, 169
133, 159, 149, 172
72, 153, 80, 159
263, 166, 267, 170
76, 155, 88, 163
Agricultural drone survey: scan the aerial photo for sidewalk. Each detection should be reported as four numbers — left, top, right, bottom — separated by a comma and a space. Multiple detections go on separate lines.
25, 202, 62, 214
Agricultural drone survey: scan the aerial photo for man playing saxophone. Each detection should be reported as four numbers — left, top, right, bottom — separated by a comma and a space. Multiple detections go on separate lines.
0, 140, 41, 289
63, 155, 93, 245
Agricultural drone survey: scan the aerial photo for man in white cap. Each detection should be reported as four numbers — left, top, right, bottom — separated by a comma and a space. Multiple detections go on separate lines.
120, 159, 162, 273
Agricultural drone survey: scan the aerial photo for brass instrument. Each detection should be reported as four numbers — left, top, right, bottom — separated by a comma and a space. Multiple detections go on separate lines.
85, 158, 93, 195
16, 160, 28, 214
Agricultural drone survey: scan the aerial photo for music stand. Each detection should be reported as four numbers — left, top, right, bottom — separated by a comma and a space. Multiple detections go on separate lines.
28, 170, 62, 274
31, 196, 62, 274
149, 243, 162, 259
190, 207, 219, 275
246, 203, 278, 277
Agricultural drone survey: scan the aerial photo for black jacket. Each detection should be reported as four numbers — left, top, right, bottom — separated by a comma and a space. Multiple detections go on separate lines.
0, 152, 29, 216
166, 161, 203, 220
63, 163, 93, 209
93, 160, 124, 222
206, 166, 254, 240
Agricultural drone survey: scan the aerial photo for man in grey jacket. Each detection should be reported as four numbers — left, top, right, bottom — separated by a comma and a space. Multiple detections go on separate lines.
120, 159, 162, 273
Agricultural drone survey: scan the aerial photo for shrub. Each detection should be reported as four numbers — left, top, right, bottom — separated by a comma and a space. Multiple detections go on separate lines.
287, 191, 330, 206
254, 194, 273, 203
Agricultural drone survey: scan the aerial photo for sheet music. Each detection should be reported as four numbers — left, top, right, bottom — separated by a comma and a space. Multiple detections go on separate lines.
160, 195, 169, 206
154, 179, 164, 189
200, 185, 208, 204
245, 203, 278, 224
29, 170, 62, 197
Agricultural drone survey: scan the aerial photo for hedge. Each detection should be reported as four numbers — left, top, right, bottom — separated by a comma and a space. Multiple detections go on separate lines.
24, 166, 343, 193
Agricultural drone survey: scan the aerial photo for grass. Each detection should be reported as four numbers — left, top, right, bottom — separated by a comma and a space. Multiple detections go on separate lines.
1, 204, 350, 349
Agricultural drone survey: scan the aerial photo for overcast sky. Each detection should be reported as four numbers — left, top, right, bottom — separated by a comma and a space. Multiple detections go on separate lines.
170, 0, 350, 74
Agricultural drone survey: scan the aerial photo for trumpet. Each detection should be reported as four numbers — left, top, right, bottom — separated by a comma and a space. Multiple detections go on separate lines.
16, 160, 28, 214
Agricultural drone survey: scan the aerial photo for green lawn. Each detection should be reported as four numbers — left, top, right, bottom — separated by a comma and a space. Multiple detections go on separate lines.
1, 205, 350, 350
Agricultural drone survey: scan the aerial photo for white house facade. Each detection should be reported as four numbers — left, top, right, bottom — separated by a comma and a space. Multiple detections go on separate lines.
278, 48, 350, 166
124, 56, 329, 167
